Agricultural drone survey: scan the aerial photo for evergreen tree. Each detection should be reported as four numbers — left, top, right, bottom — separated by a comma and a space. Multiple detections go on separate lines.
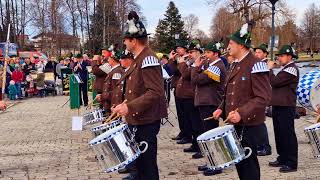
90, 0, 121, 54
154, 1, 188, 53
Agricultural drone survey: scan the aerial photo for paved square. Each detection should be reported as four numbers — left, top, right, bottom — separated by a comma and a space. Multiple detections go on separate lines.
0, 96, 319, 179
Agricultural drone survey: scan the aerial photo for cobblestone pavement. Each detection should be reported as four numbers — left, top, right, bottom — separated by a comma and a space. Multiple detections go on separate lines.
0, 96, 320, 180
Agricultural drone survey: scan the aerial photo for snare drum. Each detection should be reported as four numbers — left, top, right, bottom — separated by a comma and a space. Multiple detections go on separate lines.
89, 124, 148, 173
90, 118, 122, 137
297, 70, 320, 111
82, 109, 106, 127
197, 125, 252, 170
304, 123, 320, 158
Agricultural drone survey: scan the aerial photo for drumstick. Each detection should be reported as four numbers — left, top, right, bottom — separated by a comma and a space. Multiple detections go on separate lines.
87, 96, 98, 110
103, 100, 127, 123
105, 114, 122, 124
220, 108, 239, 126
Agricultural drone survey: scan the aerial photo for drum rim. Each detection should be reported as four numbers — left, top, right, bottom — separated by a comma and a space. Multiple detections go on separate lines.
90, 119, 122, 132
104, 152, 141, 173
207, 155, 244, 170
197, 125, 234, 142
84, 117, 105, 125
304, 123, 320, 131
89, 124, 128, 145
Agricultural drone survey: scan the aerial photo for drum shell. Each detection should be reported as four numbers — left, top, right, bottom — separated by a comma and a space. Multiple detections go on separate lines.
82, 109, 105, 127
90, 119, 122, 137
197, 126, 246, 170
304, 123, 320, 158
90, 125, 141, 173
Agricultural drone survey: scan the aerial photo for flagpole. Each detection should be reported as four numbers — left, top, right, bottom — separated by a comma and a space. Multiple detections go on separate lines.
2, 24, 11, 100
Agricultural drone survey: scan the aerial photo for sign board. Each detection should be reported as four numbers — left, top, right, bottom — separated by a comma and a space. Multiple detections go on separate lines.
0, 43, 18, 57
269, 35, 279, 49
61, 67, 72, 92
72, 116, 83, 131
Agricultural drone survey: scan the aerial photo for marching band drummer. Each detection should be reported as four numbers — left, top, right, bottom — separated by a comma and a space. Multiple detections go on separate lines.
191, 41, 226, 176
268, 45, 299, 173
253, 43, 272, 156
212, 23, 271, 180
96, 52, 123, 113
112, 11, 167, 180
91, 55, 110, 108
114, 50, 139, 180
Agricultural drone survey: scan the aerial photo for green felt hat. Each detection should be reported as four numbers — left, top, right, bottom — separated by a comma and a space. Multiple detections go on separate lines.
254, 43, 269, 54
75, 53, 82, 59
175, 39, 189, 49
120, 50, 134, 59
204, 42, 223, 53
188, 39, 203, 53
276, 45, 298, 59
229, 23, 252, 48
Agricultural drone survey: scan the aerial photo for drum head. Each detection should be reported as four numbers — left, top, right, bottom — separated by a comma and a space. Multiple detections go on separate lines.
305, 123, 320, 131
89, 124, 127, 145
197, 125, 234, 141
310, 78, 320, 112
90, 119, 122, 132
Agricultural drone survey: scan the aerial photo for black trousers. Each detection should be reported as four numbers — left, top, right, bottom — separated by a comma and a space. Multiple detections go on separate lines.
198, 105, 219, 131
181, 98, 204, 150
255, 122, 271, 151
272, 106, 298, 168
174, 90, 191, 139
135, 121, 161, 180
79, 81, 88, 105
235, 125, 260, 180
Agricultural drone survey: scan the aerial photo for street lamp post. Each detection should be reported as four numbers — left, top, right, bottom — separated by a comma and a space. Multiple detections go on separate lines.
269, 0, 279, 61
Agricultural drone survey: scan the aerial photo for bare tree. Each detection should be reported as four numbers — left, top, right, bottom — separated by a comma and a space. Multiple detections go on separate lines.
300, 4, 320, 50
183, 14, 199, 38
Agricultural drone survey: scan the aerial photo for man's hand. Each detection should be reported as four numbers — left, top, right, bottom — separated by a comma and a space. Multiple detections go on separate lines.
268, 61, 276, 69
0, 101, 7, 111
169, 50, 177, 60
194, 56, 203, 67
112, 103, 129, 116
212, 109, 222, 120
227, 110, 241, 123
95, 94, 102, 102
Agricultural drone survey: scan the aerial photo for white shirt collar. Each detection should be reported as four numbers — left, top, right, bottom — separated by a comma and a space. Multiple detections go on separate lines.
209, 58, 221, 66
111, 64, 120, 71
125, 66, 130, 72
283, 61, 294, 68
234, 51, 250, 63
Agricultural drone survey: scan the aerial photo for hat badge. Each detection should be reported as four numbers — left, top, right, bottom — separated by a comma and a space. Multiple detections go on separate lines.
286, 49, 290, 53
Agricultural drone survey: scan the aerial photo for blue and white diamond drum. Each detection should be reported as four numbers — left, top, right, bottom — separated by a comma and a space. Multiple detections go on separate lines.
297, 70, 320, 112
304, 123, 320, 158
197, 125, 252, 170
82, 109, 106, 127
90, 117, 122, 137
89, 124, 148, 173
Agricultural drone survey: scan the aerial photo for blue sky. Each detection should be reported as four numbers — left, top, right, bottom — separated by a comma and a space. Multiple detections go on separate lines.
137, 0, 318, 36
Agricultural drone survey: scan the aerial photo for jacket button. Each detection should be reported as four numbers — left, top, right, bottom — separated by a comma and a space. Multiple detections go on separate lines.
233, 82, 235, 85
129, 90, 132, 93
136, 112, 138, 115
248, 117, 251, 120
133, 114, 135, 117
129, 76, 132, 80
231, 102, 234, 105
253, 115, 256, 118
